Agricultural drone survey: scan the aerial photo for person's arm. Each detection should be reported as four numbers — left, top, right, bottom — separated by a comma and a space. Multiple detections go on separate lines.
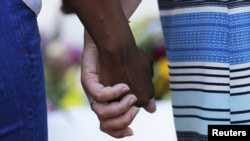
61, 0, 141, 18
63, 0, 135, 54
79, 0, 156, 138
82, 30, 139, 138
64, 0, 155, 107
82, 30, 156, 137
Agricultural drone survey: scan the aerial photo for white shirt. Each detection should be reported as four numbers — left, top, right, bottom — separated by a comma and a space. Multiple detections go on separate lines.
23, 0, 42, 16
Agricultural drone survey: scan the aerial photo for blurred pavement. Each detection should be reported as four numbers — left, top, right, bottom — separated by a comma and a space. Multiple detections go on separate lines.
48, 100, 177, 141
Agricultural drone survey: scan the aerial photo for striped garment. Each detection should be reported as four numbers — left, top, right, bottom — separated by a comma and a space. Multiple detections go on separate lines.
158, 1, 250, 140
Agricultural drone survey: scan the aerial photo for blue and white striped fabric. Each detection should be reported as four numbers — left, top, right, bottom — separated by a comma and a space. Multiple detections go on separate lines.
158, 1, 250, 140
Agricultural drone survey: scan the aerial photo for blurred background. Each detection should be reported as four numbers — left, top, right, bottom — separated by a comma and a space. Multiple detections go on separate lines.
37, 0, 176, 140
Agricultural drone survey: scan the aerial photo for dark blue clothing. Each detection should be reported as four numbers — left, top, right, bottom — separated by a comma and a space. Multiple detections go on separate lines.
0, 0, 48, 140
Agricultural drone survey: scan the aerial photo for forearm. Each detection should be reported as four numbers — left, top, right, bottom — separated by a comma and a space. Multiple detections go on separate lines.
65, 0, 140, 58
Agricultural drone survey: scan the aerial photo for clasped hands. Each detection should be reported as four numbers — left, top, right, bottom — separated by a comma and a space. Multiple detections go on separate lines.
81, 31, 156, 138
61, 0, 156, 138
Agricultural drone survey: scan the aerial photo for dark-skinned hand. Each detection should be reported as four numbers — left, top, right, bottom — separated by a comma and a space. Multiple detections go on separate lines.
98, 46, 155, 107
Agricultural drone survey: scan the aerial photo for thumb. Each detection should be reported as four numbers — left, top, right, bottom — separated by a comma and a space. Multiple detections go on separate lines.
143, 98, 156, 113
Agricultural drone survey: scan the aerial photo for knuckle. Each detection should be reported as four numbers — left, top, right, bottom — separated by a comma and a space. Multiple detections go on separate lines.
96, 110, 107, 119
99, 124, 106, 132
120, 118, 131, 127
100, 123, 109, 132
95, 94, 104, 102
94, 90, 108, 102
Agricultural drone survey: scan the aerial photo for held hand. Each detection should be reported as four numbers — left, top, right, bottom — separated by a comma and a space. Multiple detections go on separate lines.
62, 0, 155, 110
98, 43, 156, 109
81, 31, 140, 138
82, 31, 156, 112
90, 93, 140, 138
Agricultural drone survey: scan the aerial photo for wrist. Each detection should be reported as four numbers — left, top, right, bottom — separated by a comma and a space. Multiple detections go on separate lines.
98, 29, 137, 55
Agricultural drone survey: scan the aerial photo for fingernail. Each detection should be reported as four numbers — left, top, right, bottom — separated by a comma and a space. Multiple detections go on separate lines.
122, 85, 129, 91
131, 107, 140, 116
129, 96, 137, 105
123, 129, 133, 136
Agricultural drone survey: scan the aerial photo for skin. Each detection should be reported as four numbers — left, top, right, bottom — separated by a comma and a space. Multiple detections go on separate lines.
82, 31, 139, 137
61, 0, 156, 138
63, 0, 155, 107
